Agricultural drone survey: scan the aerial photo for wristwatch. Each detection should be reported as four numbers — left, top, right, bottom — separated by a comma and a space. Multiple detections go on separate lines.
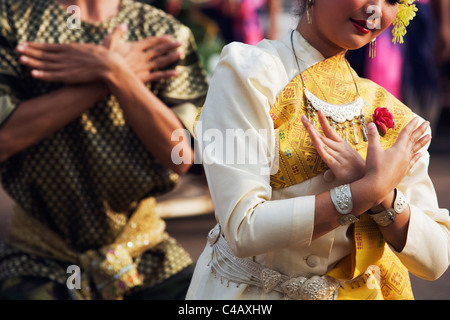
368, 188, 408, 227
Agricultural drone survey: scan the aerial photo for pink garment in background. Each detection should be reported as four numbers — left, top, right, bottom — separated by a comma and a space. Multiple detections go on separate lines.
365, 28, 403, 99
236, 0, 266, 45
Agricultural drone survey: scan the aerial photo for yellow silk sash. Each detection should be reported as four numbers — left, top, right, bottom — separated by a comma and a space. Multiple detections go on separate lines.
6, 198, 168, 300
269, 53, 415, 299
328, 214, 414, 300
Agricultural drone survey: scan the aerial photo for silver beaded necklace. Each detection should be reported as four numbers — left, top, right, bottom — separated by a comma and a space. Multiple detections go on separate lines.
290, 30, 368, 144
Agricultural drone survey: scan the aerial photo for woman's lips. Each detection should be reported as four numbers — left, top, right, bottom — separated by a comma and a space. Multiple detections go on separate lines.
350, 18, 371, 34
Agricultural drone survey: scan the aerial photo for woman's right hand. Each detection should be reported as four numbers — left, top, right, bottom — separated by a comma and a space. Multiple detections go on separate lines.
364, 117, 431, 202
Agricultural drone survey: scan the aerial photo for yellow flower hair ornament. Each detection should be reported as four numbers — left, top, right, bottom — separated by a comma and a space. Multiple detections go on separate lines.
392, 0, 418, 44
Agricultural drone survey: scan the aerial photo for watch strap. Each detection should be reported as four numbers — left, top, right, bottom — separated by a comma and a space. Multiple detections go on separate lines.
369, 188, 408, 227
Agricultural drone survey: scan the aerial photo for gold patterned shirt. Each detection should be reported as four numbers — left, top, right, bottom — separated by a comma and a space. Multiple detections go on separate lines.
0, 0, 208, 296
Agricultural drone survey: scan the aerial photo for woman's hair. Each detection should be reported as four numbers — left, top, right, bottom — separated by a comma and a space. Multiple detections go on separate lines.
296, 0, 307, 17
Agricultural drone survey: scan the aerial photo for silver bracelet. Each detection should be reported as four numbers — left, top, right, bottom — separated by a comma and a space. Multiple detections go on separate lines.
330, 184, 358, 226
330, 184, 353, 215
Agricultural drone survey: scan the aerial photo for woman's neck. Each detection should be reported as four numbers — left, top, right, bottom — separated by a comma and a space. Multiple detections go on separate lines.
58, 0, 121, 23
296, 18, 347, 59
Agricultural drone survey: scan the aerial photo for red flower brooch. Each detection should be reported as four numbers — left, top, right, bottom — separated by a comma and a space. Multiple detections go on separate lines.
373, 107, 394, 137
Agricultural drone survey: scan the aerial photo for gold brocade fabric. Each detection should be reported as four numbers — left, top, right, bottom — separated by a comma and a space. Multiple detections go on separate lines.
7, 198, 167, 300
328, 215, 414, 300
269, 53, 415, 300
269, 53, 414, 189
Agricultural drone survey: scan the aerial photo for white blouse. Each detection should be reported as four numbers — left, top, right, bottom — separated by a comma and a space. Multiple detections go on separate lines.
186, 30, 450, 300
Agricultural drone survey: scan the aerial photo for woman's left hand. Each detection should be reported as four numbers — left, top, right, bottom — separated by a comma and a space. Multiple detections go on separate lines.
301, 110, 365, 184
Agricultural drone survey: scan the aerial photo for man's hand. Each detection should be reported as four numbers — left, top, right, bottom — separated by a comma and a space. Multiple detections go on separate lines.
103, 24, 182, 83
16, 24, 182, 84
17, 42, 111, 83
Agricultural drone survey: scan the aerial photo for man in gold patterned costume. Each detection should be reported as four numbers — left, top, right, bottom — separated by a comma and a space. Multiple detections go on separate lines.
0, 0, 208, 299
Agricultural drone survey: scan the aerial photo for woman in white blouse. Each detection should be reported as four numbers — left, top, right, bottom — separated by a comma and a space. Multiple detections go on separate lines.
186, 0, 450, 300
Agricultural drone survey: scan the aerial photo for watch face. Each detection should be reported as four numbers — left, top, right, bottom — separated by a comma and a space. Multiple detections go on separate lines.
374, 209, 397, 227
339, 214, 359, 226
386, 209, 396, 220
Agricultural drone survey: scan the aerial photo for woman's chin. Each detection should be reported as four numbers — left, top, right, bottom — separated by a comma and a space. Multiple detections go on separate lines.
338, 39, 372, 52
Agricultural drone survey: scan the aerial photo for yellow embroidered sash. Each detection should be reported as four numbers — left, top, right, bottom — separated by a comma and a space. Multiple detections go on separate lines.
269, 53, 415, 299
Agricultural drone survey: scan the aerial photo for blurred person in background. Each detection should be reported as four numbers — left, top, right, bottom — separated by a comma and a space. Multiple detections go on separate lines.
146, 0, 280, 44
431, 0, 450, 132
142, 0, 281, 74
0, 0, 208, 300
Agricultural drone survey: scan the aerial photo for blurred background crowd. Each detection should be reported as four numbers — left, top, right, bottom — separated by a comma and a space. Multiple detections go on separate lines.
140, 0, 284, 76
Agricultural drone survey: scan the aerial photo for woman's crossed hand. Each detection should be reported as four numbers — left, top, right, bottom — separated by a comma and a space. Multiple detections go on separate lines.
301, 110, 365, 185
301, 110, 431, 199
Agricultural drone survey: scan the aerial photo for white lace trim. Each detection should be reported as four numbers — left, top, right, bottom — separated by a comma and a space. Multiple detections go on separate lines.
304, 87, 363, 123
